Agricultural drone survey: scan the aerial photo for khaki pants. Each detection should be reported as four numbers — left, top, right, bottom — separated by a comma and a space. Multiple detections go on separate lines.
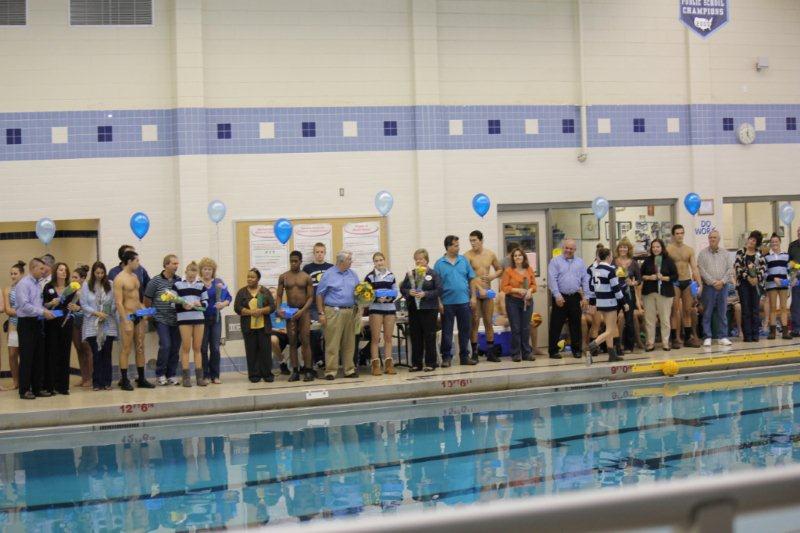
323, 306, 357, 377
644, 293, 673, 347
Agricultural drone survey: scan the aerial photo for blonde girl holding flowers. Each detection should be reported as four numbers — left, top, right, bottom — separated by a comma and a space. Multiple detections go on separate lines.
173, 261, 209, 387
365, 252, 399, 376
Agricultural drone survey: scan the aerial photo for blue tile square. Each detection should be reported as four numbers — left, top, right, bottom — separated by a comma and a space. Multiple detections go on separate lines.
217, 123, 231, 140
562, 119, 574, 134
722, 117, 734, 131
383, 120, 397, 136
488, 119, 501, 135
97, 125, 112, 143
633, 118, 645, 133
302, 121, 316, 138
5, 128, 21, 145
787, 117, 797, 131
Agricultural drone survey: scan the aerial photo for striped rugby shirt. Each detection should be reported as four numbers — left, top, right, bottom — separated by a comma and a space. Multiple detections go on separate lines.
764, 251, 790, 290
588, 262, 625, 311
173, 279, 208, 324
364, 269, 398, 313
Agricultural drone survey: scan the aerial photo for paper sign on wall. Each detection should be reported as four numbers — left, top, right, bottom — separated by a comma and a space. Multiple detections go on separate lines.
249, 225, 288, 287
343, 221, 381, 280
294, 223, 333, 264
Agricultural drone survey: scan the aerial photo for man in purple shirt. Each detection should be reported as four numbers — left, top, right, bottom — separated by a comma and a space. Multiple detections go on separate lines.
547, 238, 591, 359
16, 257, 55, 399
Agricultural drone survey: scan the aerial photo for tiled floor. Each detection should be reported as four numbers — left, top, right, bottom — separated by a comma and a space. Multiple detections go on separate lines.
1, 338, 798, 430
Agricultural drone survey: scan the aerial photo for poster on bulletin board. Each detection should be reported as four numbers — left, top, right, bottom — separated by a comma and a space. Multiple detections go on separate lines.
294, 223, 333, 264
248, 225, 288, 287
235, 216, 388, 290
342, 221, 381, 280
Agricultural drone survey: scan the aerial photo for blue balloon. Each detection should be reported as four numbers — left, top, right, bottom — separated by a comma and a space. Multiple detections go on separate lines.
374, 191, 394, 217
130, 212, 150, 240
472, 193, 491, 218
592, 197, 609, 220
35, 218, 56, 246
208, 200, 226, 224
779, 203, 795, 226
274, 218, 293, 245
684, 193, 701, 216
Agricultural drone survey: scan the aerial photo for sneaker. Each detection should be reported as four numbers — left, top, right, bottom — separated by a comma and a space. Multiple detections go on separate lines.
703, 338, 712, 347
719, 338, 733, 346
303, 370, 315, 382
157, 376, 168, 386
118, 378, 134, 391
168, 377, 181, 386
288, 370, 301, 382
314, 360, 325, 370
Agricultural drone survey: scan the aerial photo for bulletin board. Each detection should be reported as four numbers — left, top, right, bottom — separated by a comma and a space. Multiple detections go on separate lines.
234, 216, 389, 289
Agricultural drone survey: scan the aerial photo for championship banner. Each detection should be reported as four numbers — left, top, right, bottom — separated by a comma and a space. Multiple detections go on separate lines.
680, 0, 729, 38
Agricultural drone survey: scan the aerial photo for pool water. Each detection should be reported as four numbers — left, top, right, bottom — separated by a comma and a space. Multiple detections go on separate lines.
1, 369, 800, 530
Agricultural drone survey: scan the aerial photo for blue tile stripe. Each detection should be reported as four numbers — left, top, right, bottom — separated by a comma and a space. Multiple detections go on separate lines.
0, 104, 797, 161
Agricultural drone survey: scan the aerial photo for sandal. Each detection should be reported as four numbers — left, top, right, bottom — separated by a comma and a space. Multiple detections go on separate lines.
423, 366, 435, 372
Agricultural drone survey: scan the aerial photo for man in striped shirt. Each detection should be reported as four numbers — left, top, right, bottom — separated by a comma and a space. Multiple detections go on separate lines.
144, 254, 183, 385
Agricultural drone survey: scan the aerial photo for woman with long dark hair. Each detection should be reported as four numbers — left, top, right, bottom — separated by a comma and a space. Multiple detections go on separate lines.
3, 260, 25, 390
42, 262, 75, 394
70, 265, 93, 387
81, 262, 117, 390
735, 230, 767, 342
640, 239, 678, 351
501, 248, 537, 362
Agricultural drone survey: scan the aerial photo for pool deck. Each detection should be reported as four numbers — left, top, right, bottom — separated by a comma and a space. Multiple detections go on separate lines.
1, 338, 799, 431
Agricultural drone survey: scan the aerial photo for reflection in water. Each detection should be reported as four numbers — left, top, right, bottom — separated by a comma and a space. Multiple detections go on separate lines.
1, 375, 800, 530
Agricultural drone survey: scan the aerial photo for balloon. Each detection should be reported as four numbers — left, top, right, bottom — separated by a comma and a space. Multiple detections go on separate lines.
35, 218, 56, 245
779, 203, 795, 226
472, 193, 491, 218
207, 200, 226, 224
591, 197, 609, 220
683, 193, 701, 216
374, 191, 394, 217
130, 212, 150, 240
274, 218, 293, 245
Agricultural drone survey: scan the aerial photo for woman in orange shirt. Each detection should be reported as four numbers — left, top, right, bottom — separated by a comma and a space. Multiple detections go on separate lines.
501, 248, 537, 362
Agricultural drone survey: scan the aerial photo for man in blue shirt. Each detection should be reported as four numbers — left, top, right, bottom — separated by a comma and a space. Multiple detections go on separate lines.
547, 238, 591, 359
547, 239, 590, 359
434, 235, 478, 367
316, 250, 360, 379
16, 258, 55, 399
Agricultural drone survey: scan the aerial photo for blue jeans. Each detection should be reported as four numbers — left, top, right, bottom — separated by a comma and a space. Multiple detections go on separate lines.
701, 284, 728, 339
791, 284, 800, 333
440, 303, 472, 362
155, 322, 181, 378
505, 296, 533, 357
201, 315, 222, 379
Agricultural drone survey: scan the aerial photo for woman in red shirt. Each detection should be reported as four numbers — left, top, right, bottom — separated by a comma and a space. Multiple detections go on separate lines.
501, 249, 537, 362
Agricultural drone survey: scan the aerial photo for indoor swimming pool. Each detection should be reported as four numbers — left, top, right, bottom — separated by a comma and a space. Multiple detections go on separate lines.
1, 368, 799, 530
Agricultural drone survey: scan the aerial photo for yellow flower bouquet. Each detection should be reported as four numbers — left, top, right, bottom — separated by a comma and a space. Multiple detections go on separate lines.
353, 281, 375, 334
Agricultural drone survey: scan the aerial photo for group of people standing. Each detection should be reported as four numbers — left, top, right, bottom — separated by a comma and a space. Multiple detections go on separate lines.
547, 225, 800, 362
2, 225, 798, 397
3, 246, 233, 399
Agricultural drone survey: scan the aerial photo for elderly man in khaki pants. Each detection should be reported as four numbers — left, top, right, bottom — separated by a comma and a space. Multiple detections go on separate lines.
316, 250, 361, 380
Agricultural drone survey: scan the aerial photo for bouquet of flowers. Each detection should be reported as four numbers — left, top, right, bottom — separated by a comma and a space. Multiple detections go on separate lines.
412, 266, 427, 308
59, 281, 82, 304
160, 290, 204, 311
789, 261, 800, 287
353, 281, 375, 334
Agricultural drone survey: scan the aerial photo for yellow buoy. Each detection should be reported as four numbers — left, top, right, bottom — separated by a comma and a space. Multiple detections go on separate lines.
662, 360, 679, 377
